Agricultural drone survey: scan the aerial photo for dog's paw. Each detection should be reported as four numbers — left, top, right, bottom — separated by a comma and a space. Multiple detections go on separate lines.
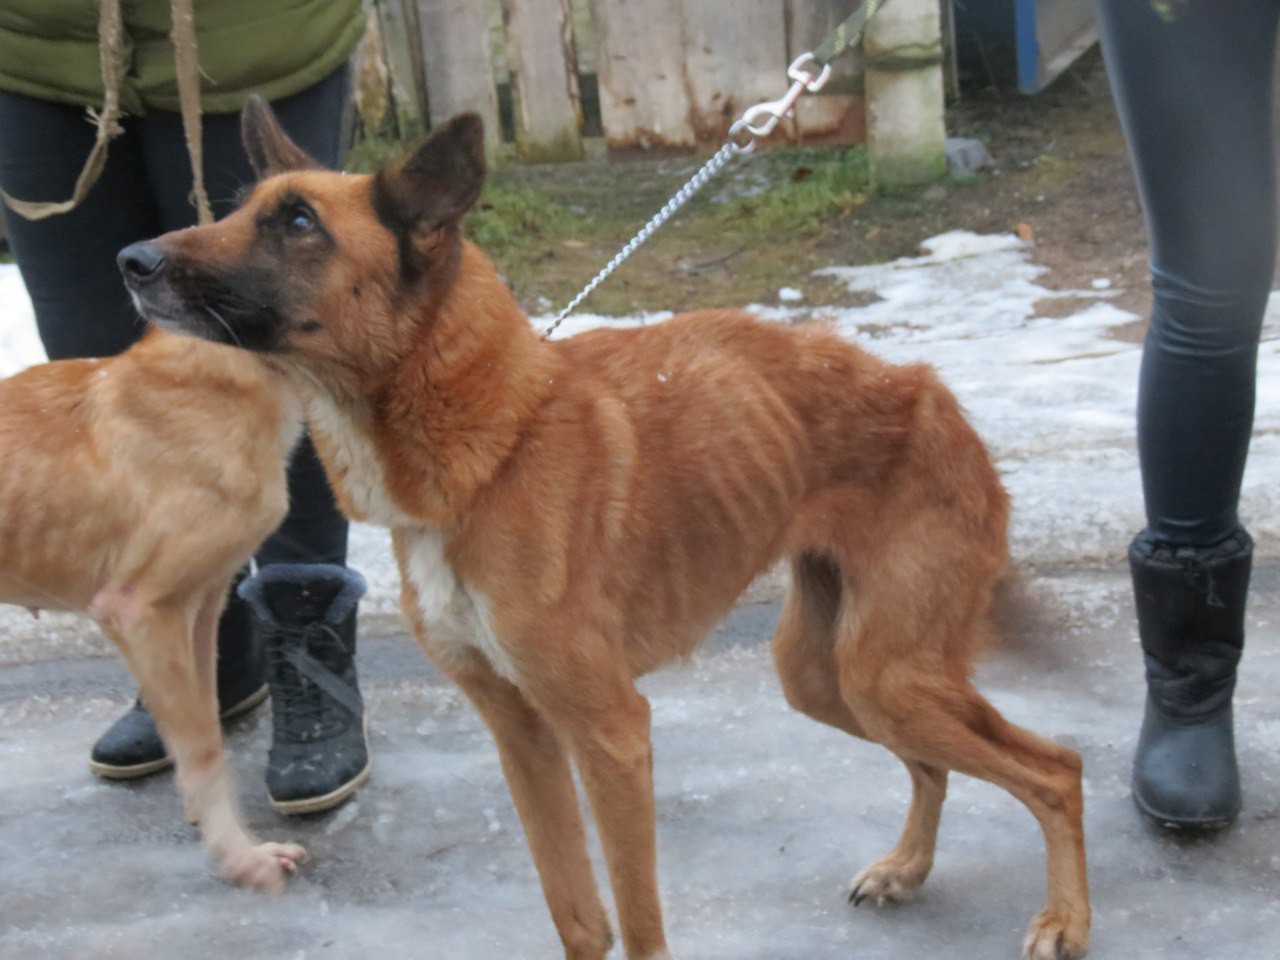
847, 856, 929, 907
221, 841, 308, 894
1021, 907, 1089, 960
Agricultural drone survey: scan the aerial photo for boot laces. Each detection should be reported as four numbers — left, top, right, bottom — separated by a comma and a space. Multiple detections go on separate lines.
269, 623, 361, 740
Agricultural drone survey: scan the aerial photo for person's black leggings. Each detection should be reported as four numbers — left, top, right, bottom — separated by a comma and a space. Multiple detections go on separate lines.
1097, 0, 1280, 547
0, 68, 351, 567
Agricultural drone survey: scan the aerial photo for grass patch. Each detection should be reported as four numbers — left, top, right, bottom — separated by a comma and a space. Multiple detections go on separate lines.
466, 181, 584, 258
719, 146, 870, 237
345, 133, 586, 260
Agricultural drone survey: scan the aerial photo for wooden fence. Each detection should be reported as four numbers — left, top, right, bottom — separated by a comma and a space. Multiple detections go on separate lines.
357, 0, 872, 160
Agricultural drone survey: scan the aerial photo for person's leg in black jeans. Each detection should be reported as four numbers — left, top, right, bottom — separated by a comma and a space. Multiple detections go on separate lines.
1097, 0, 1279, 827
0, 69, 369, 812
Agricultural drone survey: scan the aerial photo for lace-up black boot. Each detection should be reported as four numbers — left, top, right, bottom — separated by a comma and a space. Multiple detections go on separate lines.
1130, 528, 1252, 829
238, 563, 369, 815
89, 567, 268, 779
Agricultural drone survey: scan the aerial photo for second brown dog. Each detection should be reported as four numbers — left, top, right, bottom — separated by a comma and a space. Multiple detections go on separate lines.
0, 329, 306, 890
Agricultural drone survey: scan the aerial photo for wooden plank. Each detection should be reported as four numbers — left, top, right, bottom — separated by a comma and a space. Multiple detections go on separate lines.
352, 7, 392, 134
415, 0, 502, 153
682, 0, 786, 145
373, 0, 428, 137
501, 0, 584, 161
586, 0, 695, 152
787, 0, 865, 144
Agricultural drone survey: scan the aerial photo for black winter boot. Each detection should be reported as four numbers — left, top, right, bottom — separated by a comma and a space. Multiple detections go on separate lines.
89, 568, 269, 779
1129, 528, 1252, 829
238, 563, 370, 815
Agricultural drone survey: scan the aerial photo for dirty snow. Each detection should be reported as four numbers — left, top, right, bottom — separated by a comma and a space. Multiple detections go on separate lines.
0, 262, 44, 376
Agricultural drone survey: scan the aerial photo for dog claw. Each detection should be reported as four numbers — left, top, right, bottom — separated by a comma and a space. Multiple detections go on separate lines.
847, 857, 926, 909
1021, 907, 1089, 960
221, 841, 308, 894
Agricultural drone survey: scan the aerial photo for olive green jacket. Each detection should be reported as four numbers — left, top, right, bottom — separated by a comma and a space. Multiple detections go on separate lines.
0, 0, 365, 114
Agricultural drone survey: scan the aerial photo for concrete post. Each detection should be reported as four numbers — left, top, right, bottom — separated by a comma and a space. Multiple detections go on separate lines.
416, 0, 502, 157
864, 0, 946, 188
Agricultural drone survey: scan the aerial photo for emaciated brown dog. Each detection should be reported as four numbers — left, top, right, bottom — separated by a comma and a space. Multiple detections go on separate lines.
0, 329, 307, 890
119, 97, 1091, 960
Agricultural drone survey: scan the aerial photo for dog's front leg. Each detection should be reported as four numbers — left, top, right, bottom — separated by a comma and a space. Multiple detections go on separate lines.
536, 668, 672, 960
442, 650, 614, 960
95, 584, 305, 892
180, 588, 224, 826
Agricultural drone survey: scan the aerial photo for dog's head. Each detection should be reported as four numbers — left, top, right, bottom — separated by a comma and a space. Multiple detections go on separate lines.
119, 97, 487, 382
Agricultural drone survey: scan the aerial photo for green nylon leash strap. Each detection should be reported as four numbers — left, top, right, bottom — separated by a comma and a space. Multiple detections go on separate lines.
812, 0, 890, 67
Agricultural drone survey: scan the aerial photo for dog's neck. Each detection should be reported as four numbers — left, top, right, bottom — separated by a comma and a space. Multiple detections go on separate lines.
301, 242, 558, 528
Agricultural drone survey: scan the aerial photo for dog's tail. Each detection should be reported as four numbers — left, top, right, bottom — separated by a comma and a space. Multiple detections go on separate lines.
983, 563, 1067, 657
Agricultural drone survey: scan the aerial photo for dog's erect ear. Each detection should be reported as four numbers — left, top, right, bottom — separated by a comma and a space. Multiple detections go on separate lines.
373, 113, 487, 237
240, 94, 319, 179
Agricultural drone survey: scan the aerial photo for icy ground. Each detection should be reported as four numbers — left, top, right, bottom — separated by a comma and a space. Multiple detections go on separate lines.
3, 570, 1279, 959
2, 233, 1280, 958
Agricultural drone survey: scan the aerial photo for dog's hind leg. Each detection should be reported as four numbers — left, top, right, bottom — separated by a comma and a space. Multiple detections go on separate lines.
773, 553, 867, 738
773, 554, 948, 901
95, 582, 305, 893
834, 593, 1089, 960
442, 650, 614, 960
847, 760, 947, 905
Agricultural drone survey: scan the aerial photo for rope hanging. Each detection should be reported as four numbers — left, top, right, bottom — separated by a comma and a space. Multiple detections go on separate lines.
0, 0, 211, 224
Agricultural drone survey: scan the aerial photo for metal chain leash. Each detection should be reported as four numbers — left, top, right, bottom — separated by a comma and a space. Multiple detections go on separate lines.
540, 0, 890, 339
540, 140, 743, 339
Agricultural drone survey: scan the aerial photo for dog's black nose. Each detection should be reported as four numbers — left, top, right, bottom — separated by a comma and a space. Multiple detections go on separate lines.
117, 242, 167, 283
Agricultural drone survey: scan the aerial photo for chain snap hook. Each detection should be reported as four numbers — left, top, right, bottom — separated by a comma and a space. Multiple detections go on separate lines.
727, 53, 833, 153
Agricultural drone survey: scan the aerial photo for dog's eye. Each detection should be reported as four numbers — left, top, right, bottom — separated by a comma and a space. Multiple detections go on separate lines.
287, 207, 315, 233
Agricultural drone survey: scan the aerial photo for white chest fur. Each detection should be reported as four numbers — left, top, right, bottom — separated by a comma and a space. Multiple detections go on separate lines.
304, 393, 417, 528
303, 392, 514, 681
403, 529, 517, 683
